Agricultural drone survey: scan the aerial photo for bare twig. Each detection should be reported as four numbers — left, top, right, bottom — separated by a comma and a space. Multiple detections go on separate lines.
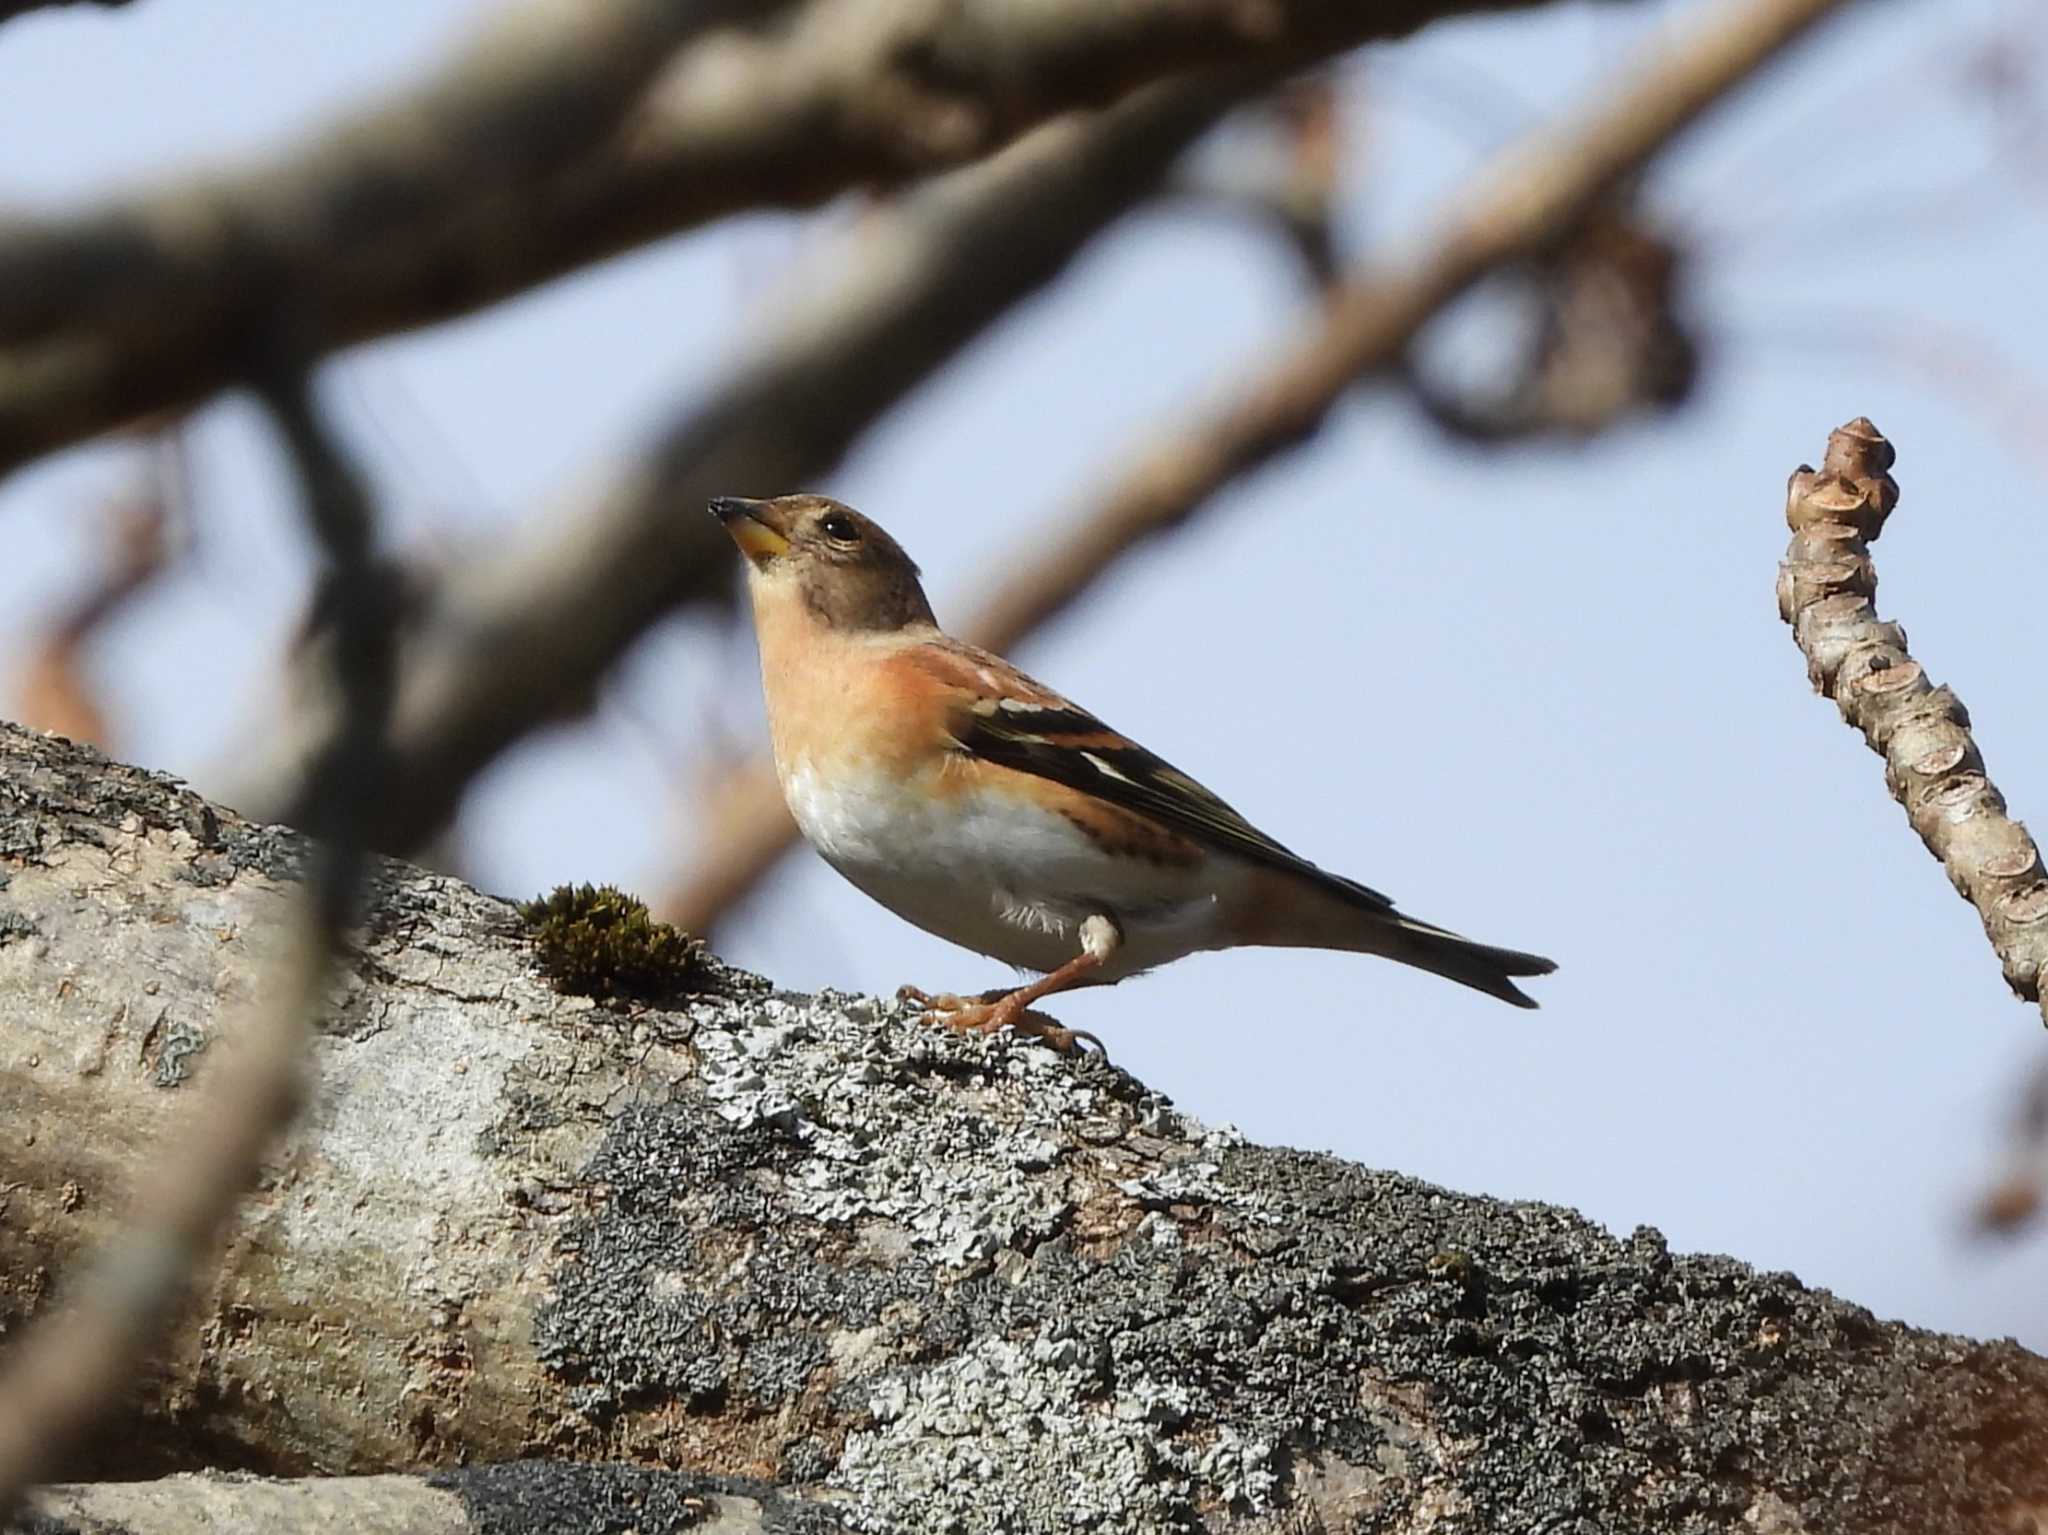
1168, 77, 1345, 291
0, 362, 392, 1513
223, 73, 1258, 848
1777, 419, 2048, 1020
661, 0, 1855, 933
0, 0, 1629, 475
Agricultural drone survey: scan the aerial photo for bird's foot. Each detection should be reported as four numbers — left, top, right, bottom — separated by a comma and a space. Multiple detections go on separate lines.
895, 985, 1103, 1056
895, 983, 969, 1012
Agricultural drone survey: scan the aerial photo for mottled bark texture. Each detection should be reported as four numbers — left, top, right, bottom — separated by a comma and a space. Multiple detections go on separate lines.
1778, 418, 2048, 1020
21, 1462, 841, 1535
2, 721, 2046, 1532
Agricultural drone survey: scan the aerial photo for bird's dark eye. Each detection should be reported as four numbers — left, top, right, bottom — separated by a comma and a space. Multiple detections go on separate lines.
818, 512, 860, 544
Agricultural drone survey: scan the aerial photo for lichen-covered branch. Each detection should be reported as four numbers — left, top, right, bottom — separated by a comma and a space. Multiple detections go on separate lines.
24, 1464, 845, 1535
663, 0, 1858, 934
1, 724, 2045, 1530
0, 0, 1619, 474
1778, 418, 2048, 1018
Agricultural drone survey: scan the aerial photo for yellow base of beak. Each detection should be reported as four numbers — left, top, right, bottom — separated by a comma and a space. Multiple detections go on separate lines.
726, 515, 790, 561
712, 495, 790, 560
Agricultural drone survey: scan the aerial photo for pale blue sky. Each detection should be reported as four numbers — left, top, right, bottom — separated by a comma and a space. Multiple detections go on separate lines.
4, 0, 2047, 1350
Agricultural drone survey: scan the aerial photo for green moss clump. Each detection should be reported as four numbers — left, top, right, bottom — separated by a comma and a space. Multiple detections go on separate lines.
518, 883, 704, 1002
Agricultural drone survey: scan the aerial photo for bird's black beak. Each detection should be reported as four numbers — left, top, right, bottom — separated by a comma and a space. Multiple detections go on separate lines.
709, 496, 790, 563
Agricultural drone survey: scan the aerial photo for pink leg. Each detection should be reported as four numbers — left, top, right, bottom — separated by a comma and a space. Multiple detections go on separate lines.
899, 916, 1120, 1053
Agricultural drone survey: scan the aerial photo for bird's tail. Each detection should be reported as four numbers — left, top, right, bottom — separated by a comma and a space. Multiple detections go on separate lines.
1368, 914, 1556, 1009
1239, 870, 1555, 1008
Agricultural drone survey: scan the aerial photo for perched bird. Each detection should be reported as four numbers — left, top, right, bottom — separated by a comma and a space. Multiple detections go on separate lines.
713, 492, 1554, 1047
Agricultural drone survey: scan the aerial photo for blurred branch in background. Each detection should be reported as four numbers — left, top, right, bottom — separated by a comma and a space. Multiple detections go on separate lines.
221, 74, 1263, 848
11, 430, 185, 750
1403, 198, 1699, 442
0, 360, 393, 1516
0, 0, 1594, 474
1167, 76, 1346, 292
1778, 419, 2048, 1023
0, 0, 133, 27
0, 0, 782, 471
661, 0, 1856, 936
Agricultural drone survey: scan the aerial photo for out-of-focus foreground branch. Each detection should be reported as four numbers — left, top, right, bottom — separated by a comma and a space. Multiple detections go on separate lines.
0, 362, 393, 1517
0, 0, 1611, 474
663, 0, 1856, 935
1777, 418, 2048, 1016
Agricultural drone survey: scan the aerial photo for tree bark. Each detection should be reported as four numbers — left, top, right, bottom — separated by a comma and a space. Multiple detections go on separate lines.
21, 1463, 841, 1534
1, 722, 2043, 1532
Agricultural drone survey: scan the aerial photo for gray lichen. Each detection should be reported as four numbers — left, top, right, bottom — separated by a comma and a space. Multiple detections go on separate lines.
430, 1460, 850, 1534
0, 727, 294, 887
518, 968, 2048, 1533
142, 1014, 208, 1088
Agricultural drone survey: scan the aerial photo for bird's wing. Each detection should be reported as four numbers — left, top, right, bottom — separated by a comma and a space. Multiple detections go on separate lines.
908, 638, 1396, 912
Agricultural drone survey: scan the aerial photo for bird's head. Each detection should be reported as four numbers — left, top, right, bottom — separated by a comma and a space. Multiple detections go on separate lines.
709, 493, 935, 633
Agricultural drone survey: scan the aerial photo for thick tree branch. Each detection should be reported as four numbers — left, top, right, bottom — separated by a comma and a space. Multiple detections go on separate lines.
223, 75, 1252, 846
663, 0, 1857, 934
1778, 418, 2048, 1018
0, 0, 1627, 474
0, 724, 2044, 1529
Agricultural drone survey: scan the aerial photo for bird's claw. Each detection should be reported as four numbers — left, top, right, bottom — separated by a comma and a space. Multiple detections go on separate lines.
895, 985, 1105, 1057
1010, 1010, 1106, 1057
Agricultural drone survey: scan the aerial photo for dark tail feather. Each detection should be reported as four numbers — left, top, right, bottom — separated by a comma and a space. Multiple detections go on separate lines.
1245, 868, 1556, 1007
1384, 916, 1556, 1009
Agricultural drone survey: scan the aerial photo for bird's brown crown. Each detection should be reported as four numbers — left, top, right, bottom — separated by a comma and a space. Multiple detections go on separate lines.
710, 493, 936, 633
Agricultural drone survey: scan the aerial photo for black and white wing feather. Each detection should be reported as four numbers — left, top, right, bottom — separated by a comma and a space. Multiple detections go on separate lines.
954, 696, 1397, 914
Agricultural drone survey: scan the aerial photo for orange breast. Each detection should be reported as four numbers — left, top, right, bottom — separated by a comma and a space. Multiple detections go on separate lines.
752, 589, 952, 785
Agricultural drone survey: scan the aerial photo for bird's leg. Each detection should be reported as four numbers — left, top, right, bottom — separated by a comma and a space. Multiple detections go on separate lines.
905, 916, 1120, 1053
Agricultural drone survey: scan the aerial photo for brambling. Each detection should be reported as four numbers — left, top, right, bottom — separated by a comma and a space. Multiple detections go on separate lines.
713, 493, 1554, 1048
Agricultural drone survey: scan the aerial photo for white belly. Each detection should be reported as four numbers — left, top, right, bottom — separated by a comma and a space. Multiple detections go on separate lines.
782, 760, 1224, 980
